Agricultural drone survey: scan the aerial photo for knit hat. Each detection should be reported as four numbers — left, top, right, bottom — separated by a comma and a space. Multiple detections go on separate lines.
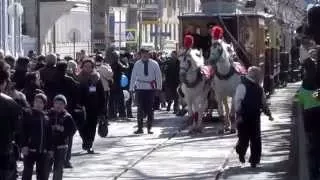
246, 66, 262, 84
34, 93, 47, 104
53, 94, 67, 105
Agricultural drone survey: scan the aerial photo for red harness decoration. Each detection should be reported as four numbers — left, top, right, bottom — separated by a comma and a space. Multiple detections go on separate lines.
233, 62, 247, 75
201, 65, 215, 80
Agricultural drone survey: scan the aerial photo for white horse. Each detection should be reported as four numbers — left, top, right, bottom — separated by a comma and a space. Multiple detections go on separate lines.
178, 48, 212, 133
209, 38, 244, 134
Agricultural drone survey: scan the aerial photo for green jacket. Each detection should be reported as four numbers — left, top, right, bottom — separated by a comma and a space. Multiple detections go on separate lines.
296, 87, 320, 110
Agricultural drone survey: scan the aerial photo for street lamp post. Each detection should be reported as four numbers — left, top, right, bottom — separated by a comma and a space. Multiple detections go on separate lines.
8, 2, 24, 57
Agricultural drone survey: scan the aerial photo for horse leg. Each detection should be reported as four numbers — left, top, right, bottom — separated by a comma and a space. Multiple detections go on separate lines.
229, 97, 236, 134
216, 94, 225, 134
197, 98, 208, 133
223, 97, 231, 132
187, 101, 196, 134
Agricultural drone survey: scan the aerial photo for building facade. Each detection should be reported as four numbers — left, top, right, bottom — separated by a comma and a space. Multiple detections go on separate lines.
107, 0, 200, 51
0, 0, 23, 56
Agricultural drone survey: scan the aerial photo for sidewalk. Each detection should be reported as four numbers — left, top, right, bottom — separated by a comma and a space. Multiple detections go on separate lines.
220, 82, 301, 180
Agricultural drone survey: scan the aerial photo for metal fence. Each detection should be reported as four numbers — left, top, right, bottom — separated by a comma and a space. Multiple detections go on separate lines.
43, 41, 91, 58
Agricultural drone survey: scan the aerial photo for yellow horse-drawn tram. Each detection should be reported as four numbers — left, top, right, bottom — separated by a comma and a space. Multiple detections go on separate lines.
178, 9, 286, 95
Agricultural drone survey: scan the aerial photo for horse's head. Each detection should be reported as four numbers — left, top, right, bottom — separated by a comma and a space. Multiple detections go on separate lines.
178, 49, 204, 75
209, 39, 233, 64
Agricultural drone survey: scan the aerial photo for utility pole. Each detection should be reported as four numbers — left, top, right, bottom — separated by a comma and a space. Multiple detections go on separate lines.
138, 0, 143, 51
36, 0, 41, 54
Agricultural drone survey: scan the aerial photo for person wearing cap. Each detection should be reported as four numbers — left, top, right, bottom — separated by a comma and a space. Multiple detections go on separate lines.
47, 94, 75, 180
130, 48, 162, 134
234, 66, 273, 168
22, 93, 52, 180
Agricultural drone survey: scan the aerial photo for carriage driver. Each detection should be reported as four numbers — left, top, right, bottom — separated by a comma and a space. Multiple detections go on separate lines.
234, 66, 273, 168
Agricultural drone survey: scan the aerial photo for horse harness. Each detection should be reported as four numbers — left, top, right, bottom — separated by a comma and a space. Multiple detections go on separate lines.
180, 52, 204, 89
214, 64, 236, 80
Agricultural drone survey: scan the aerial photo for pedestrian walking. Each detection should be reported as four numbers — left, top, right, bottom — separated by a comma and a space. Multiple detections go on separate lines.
22, 93, 52, 180
234, 66, 273, 168
130, 48, 162, 134
78, 59, 105, 153
48, 95, 75, 180
95, 54, 113, 118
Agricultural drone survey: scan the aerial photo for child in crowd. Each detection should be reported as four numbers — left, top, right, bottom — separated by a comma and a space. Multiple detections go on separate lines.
48, 95, 75, 180
22, 93, 52, 180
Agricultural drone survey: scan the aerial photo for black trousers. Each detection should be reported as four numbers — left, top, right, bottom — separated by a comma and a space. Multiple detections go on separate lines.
80, 112, 98, 150
236, 115, 262, 164
52, 148, 67, 180
109, 90, 126, 118
136, 90, 155, 130
0, 154, 17, 180
303, 107, 320, 179
66, 135, 74, 163
104, 91, 110, 118
125, 92, 133, 117
22, 152, 49, 180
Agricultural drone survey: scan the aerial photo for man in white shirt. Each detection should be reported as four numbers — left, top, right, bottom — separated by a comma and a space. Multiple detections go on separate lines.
234, 66, 273, 168
130, 48, 162, 134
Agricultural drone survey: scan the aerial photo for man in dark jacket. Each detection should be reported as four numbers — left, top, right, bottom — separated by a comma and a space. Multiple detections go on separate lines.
235, 66, 273, 168
0, 69, 21, 180
48, 95, 75, 180
39, 54, 57, 106
109, 51, 129, 119
164, 51, 180, 113
124, 52, 134, 118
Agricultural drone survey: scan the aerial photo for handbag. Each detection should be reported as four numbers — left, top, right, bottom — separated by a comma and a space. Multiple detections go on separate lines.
98, 115, 108, 138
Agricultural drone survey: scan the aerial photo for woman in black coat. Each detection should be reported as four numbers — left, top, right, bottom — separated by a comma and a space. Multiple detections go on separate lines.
78, 59, 105, 153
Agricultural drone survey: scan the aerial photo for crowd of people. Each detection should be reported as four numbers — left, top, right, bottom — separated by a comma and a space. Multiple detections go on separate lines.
0, 47, 181, 180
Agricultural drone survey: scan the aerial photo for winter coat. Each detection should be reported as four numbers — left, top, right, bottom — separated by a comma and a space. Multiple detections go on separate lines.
0, 93, 21, 154
39, 65, 57, 102
110, 59, 129, 91
96, 63, 113, 91
48, 109, 75, 148
78, 71, 105, 115
11, 70, 27, 91
22, 109, 52, 153
51, 73, 80, 111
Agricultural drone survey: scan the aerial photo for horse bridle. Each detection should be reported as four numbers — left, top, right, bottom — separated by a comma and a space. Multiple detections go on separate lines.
211, 41, 237, 80
179, 52, 202, 88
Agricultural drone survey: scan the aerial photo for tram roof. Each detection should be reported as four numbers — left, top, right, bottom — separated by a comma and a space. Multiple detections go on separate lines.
178, 11, 274, 19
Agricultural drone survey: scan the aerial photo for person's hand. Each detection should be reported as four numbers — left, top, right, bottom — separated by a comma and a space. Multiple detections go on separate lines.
21, 147, 29, 156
